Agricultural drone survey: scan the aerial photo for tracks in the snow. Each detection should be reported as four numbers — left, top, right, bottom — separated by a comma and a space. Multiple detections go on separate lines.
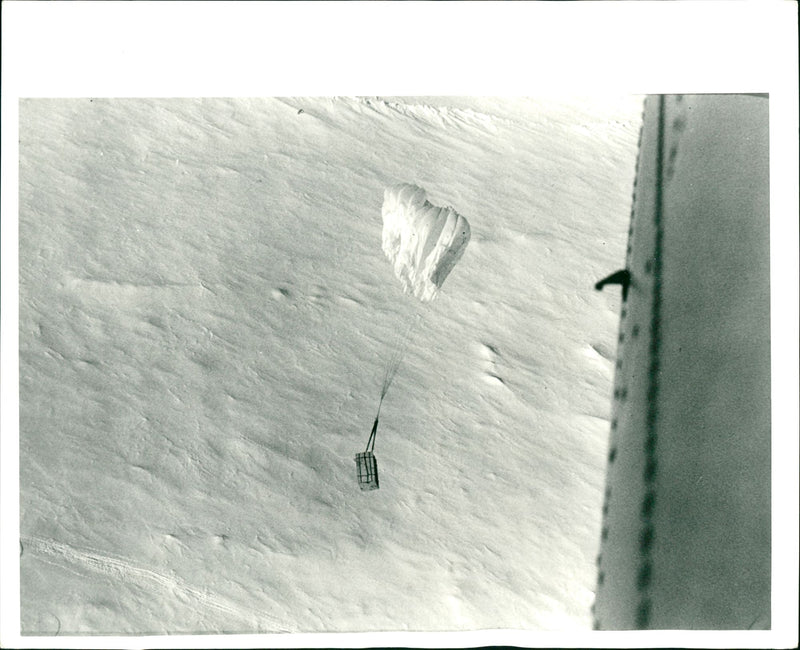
21, 535, 287, 631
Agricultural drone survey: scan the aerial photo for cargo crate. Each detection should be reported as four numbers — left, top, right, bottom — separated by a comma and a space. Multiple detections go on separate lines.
355, 451, 379, 490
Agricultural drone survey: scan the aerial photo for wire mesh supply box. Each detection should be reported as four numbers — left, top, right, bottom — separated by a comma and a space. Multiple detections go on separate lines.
355, 451, 379, 490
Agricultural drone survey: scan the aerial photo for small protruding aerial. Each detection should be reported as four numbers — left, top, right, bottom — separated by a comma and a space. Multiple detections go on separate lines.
355, 183, 471, 490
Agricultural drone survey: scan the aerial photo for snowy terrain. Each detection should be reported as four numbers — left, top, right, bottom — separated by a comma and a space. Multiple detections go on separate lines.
18, 96, 642, 634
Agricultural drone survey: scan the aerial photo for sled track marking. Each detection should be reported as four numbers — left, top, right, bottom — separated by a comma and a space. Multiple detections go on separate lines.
22, 535, 287, 630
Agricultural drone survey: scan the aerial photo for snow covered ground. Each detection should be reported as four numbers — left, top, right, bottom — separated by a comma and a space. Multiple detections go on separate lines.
17, 95, 642, 634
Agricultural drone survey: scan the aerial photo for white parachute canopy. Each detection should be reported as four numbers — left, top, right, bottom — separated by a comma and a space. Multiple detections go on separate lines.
381, 183, 471, 302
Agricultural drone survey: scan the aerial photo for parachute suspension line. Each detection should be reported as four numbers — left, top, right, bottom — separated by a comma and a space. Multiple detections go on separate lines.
380, 311, 421, 400
365, 414, 379, 453
365, 310, 424, 452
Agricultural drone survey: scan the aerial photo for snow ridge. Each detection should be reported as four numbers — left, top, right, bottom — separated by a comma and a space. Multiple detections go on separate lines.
353, 97, 499, 135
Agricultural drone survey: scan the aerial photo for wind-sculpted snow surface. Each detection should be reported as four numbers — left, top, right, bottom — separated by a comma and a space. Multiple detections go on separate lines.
21, 535, 283, 632
18, 96, 643, 634
382, 183, 471, 302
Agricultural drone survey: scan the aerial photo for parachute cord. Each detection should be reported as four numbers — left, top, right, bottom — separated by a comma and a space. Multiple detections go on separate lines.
379, 310, 422, 398
366, 310, 424, 453
365, 414, 379, 453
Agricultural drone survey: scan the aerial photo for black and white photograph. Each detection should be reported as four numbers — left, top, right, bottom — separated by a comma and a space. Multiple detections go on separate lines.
14, 93, 644, 635
1, 2, 797, 649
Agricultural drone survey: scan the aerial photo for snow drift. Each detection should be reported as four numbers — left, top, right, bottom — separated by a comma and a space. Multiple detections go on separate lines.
17, 96, 644, 634
381, 183, 471, 302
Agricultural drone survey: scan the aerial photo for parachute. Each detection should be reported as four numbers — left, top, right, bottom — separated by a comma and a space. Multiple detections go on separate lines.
357, 184, 471, 490
381, 183, 471, 302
